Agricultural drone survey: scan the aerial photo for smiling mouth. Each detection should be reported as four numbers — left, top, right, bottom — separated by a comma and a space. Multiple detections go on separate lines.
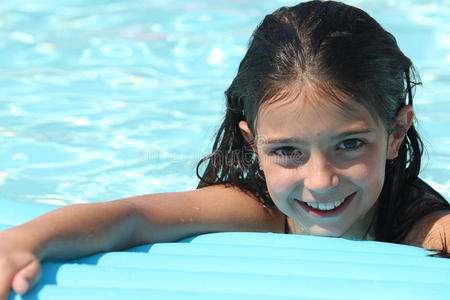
304, 198, 346, 211
296, 192, 356, 218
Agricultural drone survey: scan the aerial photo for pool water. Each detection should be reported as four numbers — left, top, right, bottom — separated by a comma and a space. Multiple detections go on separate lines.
0, 0, 449, 205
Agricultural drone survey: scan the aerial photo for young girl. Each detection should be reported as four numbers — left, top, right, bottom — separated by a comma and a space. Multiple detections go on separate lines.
1, 0, 450, 298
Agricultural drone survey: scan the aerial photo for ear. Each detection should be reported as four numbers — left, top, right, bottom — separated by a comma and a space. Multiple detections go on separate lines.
239, 120, 265, 171
387, 105, 414, 159
238, 121, 257, 152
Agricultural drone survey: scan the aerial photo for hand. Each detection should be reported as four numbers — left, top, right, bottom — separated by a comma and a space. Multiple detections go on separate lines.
0, 230, 42, 300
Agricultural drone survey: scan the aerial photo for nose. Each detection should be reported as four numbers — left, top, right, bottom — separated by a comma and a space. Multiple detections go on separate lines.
303, 150, 339, 193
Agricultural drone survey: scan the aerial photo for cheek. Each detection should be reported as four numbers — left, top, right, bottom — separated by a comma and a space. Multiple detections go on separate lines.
345, 150, 386, 195
261, 165, 297, 205
345, 162, 383, 185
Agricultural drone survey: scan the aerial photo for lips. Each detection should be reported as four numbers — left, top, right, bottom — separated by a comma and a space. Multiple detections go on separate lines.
296, 192, 356, 218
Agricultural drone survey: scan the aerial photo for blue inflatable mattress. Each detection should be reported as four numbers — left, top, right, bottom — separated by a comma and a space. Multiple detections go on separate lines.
1, 198, 450, 300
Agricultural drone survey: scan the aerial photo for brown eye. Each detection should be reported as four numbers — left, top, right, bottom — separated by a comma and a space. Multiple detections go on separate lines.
338, 139, 363, 150
271, 147, 303, 166
273, 147, 302, 157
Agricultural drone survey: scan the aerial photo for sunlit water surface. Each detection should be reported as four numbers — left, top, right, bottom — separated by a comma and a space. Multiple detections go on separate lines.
0, 0, 449, 205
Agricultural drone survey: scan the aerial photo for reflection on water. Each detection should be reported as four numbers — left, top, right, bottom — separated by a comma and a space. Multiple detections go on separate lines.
0, 0, 449, 204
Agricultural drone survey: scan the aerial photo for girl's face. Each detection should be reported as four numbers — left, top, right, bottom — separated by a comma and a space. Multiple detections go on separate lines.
240, 88, 410, 238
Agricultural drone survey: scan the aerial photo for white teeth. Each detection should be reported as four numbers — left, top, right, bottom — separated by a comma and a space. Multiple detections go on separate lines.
306, 198, 345, 211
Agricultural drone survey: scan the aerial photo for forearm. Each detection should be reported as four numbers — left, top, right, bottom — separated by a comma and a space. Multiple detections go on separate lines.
5, 199, 139, 261
2, 186, 282, 264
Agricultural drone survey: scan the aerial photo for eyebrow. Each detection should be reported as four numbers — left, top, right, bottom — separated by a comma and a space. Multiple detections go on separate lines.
261, 129, 374, 145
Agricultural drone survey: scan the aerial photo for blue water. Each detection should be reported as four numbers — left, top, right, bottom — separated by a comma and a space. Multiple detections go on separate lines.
0, 0, 449, 205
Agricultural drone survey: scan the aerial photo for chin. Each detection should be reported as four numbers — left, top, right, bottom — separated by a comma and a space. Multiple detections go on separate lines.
308, 224, 351, 238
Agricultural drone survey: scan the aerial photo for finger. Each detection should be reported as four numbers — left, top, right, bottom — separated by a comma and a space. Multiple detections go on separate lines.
0, 265, 14, 300
11, 276, 28, 296
11, 260, 41, 295
0, 256, 16, 300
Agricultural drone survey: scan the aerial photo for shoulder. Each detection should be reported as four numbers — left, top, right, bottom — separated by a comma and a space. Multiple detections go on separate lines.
400, 178, 450, 252
402, 210, 450, 253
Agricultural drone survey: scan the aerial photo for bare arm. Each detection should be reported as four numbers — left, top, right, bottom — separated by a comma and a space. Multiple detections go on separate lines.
128, 185, 284, 244
399, 179, 450, 255
402, 210, 450, 254
0, 185, 284, 299
15, 184, 284, 259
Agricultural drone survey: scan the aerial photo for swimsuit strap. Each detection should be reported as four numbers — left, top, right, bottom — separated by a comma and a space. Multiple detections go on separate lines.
284, 216, 290, 234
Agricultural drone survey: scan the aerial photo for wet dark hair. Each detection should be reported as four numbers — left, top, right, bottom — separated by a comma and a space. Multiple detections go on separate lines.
196, 1, 446, 243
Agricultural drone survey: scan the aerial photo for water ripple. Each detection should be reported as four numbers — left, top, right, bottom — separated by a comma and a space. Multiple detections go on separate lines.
0, 0, 449, 203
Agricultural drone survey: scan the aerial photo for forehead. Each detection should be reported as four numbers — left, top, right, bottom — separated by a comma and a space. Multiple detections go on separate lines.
255, 86, 382, 136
